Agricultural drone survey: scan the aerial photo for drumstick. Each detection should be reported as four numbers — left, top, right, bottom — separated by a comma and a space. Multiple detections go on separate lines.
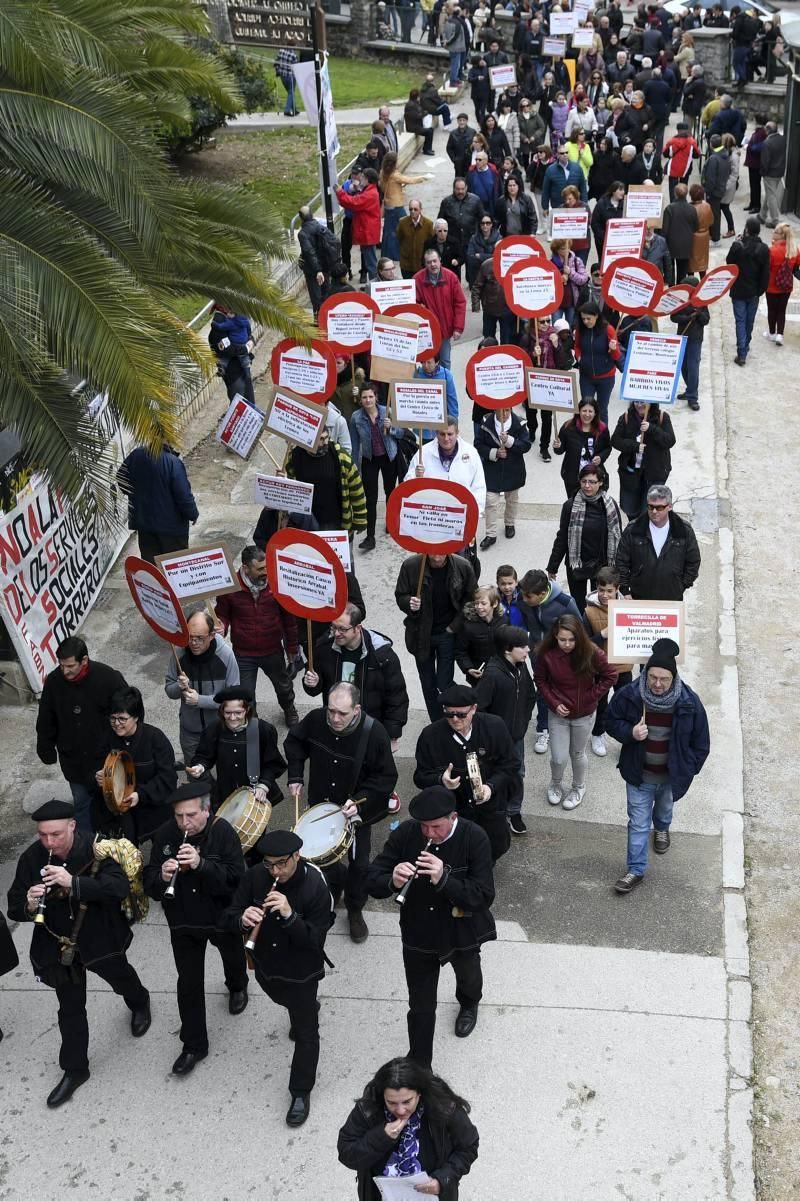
307, 796, 368, 822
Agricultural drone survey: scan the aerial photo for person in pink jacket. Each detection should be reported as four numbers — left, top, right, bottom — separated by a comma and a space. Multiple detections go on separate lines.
336, 168, 382, 280
413, 247, 467, 368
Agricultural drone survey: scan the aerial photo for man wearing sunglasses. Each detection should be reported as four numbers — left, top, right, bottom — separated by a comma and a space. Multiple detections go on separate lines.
614, 484, 701, 601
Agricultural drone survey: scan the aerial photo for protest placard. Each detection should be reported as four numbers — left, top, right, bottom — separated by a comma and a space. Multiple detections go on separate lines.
125, 557, 189, 646
691, 265, 739, 307
369, 278, 417, 313
216, 396, 264, 459
155, 544, 241, 604
466, 345, 532, 409
526, 368, 579, 414
386, 479, 480, 556
549, 11, 577, 34
317, 529, 352, 572
389, 380, 447, 430
571, 26, 595, 48
264, 388, 328, 452
550, 208, 590, 242
601, 256, 664, 316
266, 529, 347, 622
385, 303, 442, 361
370, 315, 420, 383
504, 258, 564, 318
493, 235, 546, 279
489, 63, 517, 89
601, 218, 647, 272
253, 474, 315, 514
619, 332, 686, 406
624, 185, 665, 227
542, 36, 567, 56
606, 599, 685, 664
270, 338, 337, 403
650, 285, 693, 318
318, 293, 377, 355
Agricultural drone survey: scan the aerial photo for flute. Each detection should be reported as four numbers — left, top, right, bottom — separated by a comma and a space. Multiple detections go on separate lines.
34, 851, 53, 924
394, 839, 434, 906
164, 832, 188, 900
244, 879, 278, 958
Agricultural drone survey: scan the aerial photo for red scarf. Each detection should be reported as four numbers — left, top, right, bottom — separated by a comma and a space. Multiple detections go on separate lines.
67, 660, 90, 684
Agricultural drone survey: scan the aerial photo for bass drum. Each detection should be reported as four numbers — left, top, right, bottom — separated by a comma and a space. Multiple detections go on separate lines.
293, 802, 353, 869
101, 751, 136, 814
217, 788, 272, 852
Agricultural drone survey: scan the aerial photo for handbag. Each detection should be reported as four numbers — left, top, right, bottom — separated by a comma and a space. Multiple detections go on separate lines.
422, 114, 433, 129
775, 256, 793, 292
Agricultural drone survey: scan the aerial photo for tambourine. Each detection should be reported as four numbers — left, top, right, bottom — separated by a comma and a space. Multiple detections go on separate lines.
101, 751, 136, 814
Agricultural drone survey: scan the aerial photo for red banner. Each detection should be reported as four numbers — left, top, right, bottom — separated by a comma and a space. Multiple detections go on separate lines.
318, 293, 378, 355
503, 257, 564, 320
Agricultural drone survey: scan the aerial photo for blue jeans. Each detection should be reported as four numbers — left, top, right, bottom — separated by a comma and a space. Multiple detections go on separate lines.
626, 780, 674, 876
535, 695, 549, 734
382, 206, 406, 259
732, 45, 749, 84
361, 244, 379, 279
417, 631, 456, 720
580, 373, 615, 426
281, 77, 296, 115
69, 781, 95, 834
449, 52, 464, 85
681, 338, 701, 401
732, 296, 759, 360
439, 337, 452, 369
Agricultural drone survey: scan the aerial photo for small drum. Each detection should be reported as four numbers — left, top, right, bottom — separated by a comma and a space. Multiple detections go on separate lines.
293, 803, 354, 869
217, 787, 272, 852
102, 751, 136, 814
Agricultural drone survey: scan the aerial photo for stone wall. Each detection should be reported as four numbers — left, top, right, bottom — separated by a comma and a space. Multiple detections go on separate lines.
690, 28, 732, 87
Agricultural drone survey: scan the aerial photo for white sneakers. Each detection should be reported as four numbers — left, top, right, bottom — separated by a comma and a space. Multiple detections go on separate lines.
776, 334, 784, 346
763, 331, 785, 346
591, 734, 607, 757
534, 730, 550, 754
562, 785, 585, 811
546, 781, 563, 806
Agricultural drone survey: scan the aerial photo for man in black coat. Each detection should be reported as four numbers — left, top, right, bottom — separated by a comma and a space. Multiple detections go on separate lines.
614, 485, 701, 600
414, 684, 519, 862
284, 682, 397, 944
35, 636, 127, 833
297, 205, 339, 316
437, 180, 485, 264
474, 626, 536, 836
187, 686, 286, 810
367, 786, 496, 1067
661, 183, 698, 283
726, 216, 771, 365
757, 123, 786, 228
220, 828, 332, 1128
7, 800, 151, 1107
446, 112, 477, 178
302, 603, 409, 750
144, 781, 248, 1076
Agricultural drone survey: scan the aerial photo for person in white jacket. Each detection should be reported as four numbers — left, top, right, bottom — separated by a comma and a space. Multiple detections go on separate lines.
409, 420, 487, 516
564, 97, 599, 140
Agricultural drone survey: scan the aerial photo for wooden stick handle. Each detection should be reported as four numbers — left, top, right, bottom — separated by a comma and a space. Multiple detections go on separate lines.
258, 438, 282, 471
415, 554, 427, 599
306, 619, 314, 673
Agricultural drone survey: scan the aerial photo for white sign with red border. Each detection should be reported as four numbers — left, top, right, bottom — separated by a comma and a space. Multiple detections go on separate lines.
489, 63, 517, 89
571, 27, 595, 48
624, 185, 665, 227
369, 278, 417, 313
317, 529, 352, 573
601, 218, 647, 272
264, 388, 328, 452
155, 544, 241, 604
606, 599, 685, 665
389, 380, 447, 430
619, 332, 686, 406
550, 208, 590, 242
274, 548, 338, 610
253, 474, 315, 515
526, 368, 580, 414
542, 36, 567, 56
215, 396, 264, 459
124, 557, 189, 645
549, 11, 577, 34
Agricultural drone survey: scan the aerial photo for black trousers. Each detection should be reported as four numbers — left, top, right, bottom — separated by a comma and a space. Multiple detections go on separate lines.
170, 928, 248, 1054
53, 956, 149, 1072
360, 454, 398, 537
255, 973, 320, 1095
525, 405, 552, 451
565, 571, 596, 615
324, 821, 372, 912
403, 947, 483, 1068
236, 652, 295, 711
137, 529, 188, 565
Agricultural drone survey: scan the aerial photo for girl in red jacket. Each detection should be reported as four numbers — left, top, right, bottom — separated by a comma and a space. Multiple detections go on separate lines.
336, 168, 382, 280
534, 614, 616, 811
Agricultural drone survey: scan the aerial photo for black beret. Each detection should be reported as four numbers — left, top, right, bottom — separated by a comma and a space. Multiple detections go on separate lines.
439, 684, 476, 709
409, 787, 457, 821
170, 780, 212, 804
213, 686, 254, 705
31, 799, 76, 822
256, 829, 303, 857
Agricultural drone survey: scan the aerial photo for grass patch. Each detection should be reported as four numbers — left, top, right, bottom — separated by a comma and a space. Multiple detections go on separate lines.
246, 51, 421, 110
179, 126, 369, 224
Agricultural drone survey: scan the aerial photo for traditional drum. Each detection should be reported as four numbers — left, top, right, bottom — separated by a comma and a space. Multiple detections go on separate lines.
293, 802, 354, 869
101, 751, 136, 814
217, 787, 272, 852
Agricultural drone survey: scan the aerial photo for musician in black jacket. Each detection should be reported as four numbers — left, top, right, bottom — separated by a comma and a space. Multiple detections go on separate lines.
220, 828, 332, 1128
144, 781, 248, 1077
6, 800, 151, 1108
474, 625, 536, 836
186, 686, 286, 809
285, 682, 398, 945
94, 686, 177, 843
413, 684, 520, 862
367, 787, 496, 1068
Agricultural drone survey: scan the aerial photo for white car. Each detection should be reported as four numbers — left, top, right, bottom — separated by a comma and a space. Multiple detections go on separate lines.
663, 0, 777, 17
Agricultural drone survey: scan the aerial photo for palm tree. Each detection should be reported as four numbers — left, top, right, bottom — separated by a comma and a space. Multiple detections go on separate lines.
0, 0, 314, 507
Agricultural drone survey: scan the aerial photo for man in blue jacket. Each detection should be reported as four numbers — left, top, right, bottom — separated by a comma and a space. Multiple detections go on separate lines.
118, 444, 199, 564
541, 148, 587, 217
415, 352, 459, 442
606, 638, 710, 894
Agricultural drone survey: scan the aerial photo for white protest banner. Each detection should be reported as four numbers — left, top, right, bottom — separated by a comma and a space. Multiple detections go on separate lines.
542, 36, 567, 56
370, 316, 420, 383
389, 380, 447, 431
494, 235, 546, 279
385, 303, 442, 361
526, 368, 579, 414
399, 496, 470, 546
274, 548, 338, 611
601, 218, 647, 272
620, 332, 686, 406
470, 353, 528, 406
571, 27, 595, 48
607, 599, 685, 665
550, 208, 590, 242
504, 258, 563, 319
369, 278, 417, 313
624, 185, 665, 227
317, 529, 352, 573
253, 474, 314, 515
264, 389, 328, 452
216, 396, 264, 459
549, 11, 577, 34
155, 544, 241, 604
489, 63, 517, 89
651, 285, 693, 318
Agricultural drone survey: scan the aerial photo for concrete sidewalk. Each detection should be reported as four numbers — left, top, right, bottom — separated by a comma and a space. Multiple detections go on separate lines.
0, 113, 755, 1200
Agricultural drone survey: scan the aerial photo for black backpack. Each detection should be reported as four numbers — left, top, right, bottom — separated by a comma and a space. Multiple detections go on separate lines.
317, 224, 342, 273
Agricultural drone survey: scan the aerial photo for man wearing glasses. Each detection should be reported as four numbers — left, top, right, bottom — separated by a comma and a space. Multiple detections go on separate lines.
165, 605, 240, 765
413, 683, 520, 862
614, 484, 701, 601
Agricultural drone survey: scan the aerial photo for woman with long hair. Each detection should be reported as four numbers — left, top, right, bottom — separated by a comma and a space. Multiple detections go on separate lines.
572, 300, 622, 425
719, 132, 740, 239
379, 152, 430, 261
566, 127, 594, 181
534, 614, 616, 811
611, 401, 676, 518
350, 380, 400, 551
481, 113, 511, 167
559, 183, 591, 263
764, 222, 800, 346
546, 462, 623, 613
337, 1058, 479, 1199
553, 395, 612, 497
495, 175, 538, 236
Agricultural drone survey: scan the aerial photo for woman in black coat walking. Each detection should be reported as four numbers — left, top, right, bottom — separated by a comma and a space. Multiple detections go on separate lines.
495, 175, 538, 236
553, 397, 612, 497
337, 1058, 479, 1201
546, 463, 623, 612
94, 686, 177, 843
611, 401, 676, 518
482, 114, 512, 167
475, 405, 532, 545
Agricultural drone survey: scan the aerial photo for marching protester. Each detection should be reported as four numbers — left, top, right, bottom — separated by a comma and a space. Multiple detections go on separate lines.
475, 625, 536, 835
455, 585, 508, 681
95, 686, 177, 843
117, 442, 199, 564
165, 606, 240, 764
553, 397, 613, 498
185, 686, 286, 811
611, 402, 676, 517
615, 485, 702, 601
546, 463, 623, 613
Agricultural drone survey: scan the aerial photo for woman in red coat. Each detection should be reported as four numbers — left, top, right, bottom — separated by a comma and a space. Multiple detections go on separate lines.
336, 168, 382, 280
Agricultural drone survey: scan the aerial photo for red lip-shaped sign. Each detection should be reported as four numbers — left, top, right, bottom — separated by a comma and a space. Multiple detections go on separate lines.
493, 235, 547, 280
270, 338, 338, 404
650, 285, 693, 317
386, 478, 480, 556
503, 257, 564, 319
266, 528, 348, 622
466, 344, 533, 409
690, 265, 739, 308
385, 303, 442, 362
601, 256, 664, 316
318, 294, 378, 355
125, 556, 189, 646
